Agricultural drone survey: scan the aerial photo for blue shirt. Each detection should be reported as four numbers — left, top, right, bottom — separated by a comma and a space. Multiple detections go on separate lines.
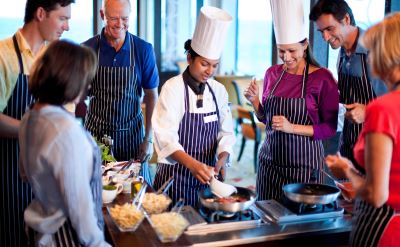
337, 28, 387, 97
83, 29, 159, 90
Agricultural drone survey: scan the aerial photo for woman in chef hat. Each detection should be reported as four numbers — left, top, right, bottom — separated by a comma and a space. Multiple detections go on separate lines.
152, 6, 235, 206
244, 0, 339, 200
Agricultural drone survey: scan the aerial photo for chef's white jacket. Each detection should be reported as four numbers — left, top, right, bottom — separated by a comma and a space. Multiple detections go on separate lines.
152, 74, 235, 165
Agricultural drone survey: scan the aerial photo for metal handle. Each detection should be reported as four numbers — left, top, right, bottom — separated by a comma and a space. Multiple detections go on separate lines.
321, 169, 340, 184
156, 176, 174, 194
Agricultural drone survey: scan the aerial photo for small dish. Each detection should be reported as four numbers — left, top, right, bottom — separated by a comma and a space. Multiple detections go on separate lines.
141, 192, 172, 214
107, 203, 145, 232
146, 212, 189, 243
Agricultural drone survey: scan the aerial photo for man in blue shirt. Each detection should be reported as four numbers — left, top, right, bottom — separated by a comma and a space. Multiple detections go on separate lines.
83, 0, 159, 184
310, 0, 387, 169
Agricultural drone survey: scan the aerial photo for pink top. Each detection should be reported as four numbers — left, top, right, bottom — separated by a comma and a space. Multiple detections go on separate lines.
261, 65, 339, 140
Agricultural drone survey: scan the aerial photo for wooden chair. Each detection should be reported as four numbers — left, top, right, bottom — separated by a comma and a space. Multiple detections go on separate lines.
234, 105, 264, 172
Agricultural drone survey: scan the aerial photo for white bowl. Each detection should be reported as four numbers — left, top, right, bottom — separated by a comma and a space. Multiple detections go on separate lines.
209, 177, 237, 198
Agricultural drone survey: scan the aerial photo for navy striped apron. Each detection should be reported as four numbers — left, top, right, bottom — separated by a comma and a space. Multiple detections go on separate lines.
28, 132, 104, 247
338, 54, 376, 170
256, 65, 324, 201
350, 198, 395, 247
85, 35, 151, 184
153, 81, 219, 207
0, 35, 33, 247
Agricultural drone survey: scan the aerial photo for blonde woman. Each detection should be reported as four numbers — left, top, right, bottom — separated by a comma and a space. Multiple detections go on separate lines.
326, 13, 400, 247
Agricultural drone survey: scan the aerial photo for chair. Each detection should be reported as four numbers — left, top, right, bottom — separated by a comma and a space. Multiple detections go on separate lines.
234, 105, 264, 172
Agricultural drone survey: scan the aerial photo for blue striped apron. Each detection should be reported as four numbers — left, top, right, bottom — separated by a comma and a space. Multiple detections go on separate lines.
27, 131, 104, 247
350, 198, 395, 247
0, 35, 33, 247
153, 80, 220, 207
338, 54, 376, 170
256, 65, 324, 201
85, 35, 151, 184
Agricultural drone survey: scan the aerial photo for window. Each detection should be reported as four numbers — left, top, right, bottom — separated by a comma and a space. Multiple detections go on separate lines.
327, 0, 385, 78
0, 0, 93, 43
160, 0, 196, 71
236, 0, 273, 79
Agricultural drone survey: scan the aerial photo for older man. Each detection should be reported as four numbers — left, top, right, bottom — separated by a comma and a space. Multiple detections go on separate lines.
83, 0, 159, 184
0, 1, 73, 246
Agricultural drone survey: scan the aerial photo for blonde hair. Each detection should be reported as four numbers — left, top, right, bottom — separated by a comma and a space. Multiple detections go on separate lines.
362, 12, 400, 80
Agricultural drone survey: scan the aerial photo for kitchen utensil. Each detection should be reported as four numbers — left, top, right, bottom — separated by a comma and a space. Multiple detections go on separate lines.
321, 169, 340, 184
117, 159, 134, 174
156, 176, 174, 194
171, 198, 185, 214
132, 183, 148, 208
198, 186, 257, 213
282, 183, 340, 205
209, 175, 237, 198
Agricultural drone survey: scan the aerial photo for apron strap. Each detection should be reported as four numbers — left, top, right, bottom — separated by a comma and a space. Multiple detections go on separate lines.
12, 35, 24, 74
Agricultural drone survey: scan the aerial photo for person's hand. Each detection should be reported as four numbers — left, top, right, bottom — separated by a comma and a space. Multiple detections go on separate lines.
214, 159, 226, 182
138, 139, 153, 163
325, 153, 355, 179
188, 161, 214, 184
344, 103, 366, 124
272, 115, 293, 133
243, 78, 260, 106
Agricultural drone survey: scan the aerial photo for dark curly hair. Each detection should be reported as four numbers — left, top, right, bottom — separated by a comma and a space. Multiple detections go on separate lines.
309, 0, 356, 26
184, 39, 200, 59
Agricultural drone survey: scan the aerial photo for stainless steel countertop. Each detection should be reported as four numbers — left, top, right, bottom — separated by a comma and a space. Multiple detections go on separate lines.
105, 195, 353, 247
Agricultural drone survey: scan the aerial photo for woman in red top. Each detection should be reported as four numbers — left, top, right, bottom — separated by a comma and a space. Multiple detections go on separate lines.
325, 13, 400, 247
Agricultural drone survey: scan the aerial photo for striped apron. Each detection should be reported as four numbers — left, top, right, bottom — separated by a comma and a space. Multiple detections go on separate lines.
338, 54, 376, 170
256, 65, 324, 201
153, 81, 219, 207
85, 35, 151, 184
0, 35, 33, 247
350, 198, 396, 247
28, 132, 104, 247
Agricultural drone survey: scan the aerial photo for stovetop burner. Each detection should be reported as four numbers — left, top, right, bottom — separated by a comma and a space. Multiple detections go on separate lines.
182, 205, 263, 235
280, 195, 339, 214
256, 199, 344, 224
198, 206, 258, 223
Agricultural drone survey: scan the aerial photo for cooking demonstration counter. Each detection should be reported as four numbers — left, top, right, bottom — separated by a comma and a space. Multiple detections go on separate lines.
103, 193, 353, 247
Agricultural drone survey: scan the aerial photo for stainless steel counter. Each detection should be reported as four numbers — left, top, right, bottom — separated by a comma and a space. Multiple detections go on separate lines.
104, 194, 353, 247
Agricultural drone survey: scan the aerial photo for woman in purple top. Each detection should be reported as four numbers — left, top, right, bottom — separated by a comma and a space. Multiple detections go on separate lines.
244, 0, 339, 201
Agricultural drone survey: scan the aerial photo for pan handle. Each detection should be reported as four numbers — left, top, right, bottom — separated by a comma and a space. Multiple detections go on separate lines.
310, 168, 319, 182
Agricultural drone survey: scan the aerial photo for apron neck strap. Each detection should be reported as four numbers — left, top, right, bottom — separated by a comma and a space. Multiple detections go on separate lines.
12, 35, 24, 74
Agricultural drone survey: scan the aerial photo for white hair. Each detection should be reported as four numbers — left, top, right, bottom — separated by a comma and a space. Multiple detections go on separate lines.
102, 0, 131, 12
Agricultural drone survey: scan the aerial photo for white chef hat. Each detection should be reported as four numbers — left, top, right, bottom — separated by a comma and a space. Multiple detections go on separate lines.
270, 0, 308, 45
191, 6, 232, 60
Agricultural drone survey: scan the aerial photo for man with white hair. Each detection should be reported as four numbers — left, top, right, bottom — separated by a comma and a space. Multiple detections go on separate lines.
83, 0, 159, 184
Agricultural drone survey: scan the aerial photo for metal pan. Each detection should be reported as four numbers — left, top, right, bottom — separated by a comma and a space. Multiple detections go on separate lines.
198, 186, 257, 213
282, 183, 340, 205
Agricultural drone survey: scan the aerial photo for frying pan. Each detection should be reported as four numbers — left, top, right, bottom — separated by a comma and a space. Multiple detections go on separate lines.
282, 183, 340, 205
198, 186, 257, 213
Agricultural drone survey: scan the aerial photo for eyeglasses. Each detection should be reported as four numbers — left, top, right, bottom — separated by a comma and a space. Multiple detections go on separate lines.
106, 15, 129, 24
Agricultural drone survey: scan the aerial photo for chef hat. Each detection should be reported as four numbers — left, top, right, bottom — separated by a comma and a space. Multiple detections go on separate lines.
191, 6, 232, 60
270, 0, 308, 45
